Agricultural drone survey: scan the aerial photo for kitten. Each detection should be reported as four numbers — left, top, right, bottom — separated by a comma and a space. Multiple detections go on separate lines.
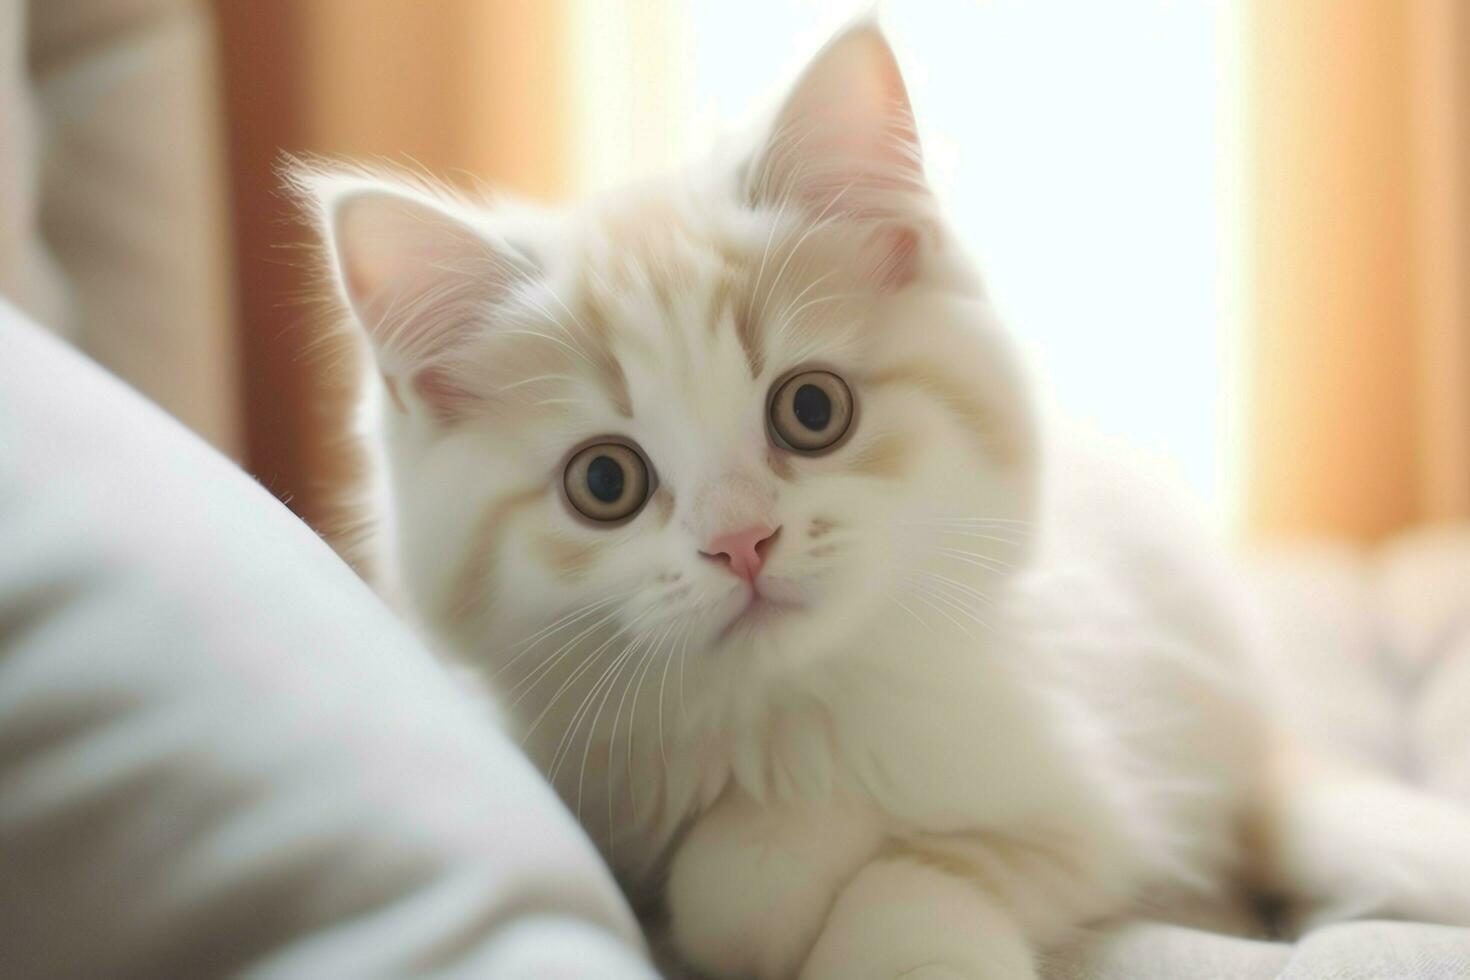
294, 22, 1470, 980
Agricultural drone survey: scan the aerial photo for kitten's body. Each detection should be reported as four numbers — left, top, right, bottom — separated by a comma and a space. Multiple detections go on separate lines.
298, 23, 1470, 979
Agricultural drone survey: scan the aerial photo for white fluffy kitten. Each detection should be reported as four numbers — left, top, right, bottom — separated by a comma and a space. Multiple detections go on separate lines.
297, 23, 1470, 979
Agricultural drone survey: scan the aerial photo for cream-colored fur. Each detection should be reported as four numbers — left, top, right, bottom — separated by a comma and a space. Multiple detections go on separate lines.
294, 22, 1470, 980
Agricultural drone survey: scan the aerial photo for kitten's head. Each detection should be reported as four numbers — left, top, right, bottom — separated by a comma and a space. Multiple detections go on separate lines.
298, 24, 1038, 723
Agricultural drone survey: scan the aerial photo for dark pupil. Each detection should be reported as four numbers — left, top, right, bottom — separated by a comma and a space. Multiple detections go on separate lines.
792, 384, 832, 431
586, 455, 625, 504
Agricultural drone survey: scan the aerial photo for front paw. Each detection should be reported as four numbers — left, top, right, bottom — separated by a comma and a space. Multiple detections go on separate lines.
896, 967, 970, 980
803, 959, 1007, 980
798, 858, 1036, 980
667, 797, 880, 979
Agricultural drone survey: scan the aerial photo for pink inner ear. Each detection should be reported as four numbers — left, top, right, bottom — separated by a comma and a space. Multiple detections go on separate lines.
411, 366, 479, 423
331, 189, 527, 397
752, 23, 926, 221
868, 225, 920, 292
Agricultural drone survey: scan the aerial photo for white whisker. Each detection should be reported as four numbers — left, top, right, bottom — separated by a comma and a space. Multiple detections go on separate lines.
507, 603, 626, 700
900, 579, 976, 639
547, 631, 634, 788
915, 573, 997, 633
494, 592, 630, 677
886, 593, 935, 635
571, 630, 647, 827
934, 547, 1015, 573
522, 606, 656, 740
658, 615, 695, 770
613, 618, 677, 828
915, 570, 997, 607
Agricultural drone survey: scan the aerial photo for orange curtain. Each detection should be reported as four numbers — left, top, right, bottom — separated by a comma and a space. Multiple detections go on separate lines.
1245, 0, 1470, 541
212, 0, 574, 544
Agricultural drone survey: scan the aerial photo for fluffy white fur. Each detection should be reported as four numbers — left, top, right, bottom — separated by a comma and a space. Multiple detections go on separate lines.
295, 22, 1470, 979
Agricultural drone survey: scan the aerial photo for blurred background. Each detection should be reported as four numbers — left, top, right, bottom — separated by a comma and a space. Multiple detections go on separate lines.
4, 0, 1466, 549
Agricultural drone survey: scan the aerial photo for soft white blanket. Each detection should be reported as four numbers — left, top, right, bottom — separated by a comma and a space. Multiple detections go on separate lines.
1042, 528, 1470, 977
0, 300, 656, 977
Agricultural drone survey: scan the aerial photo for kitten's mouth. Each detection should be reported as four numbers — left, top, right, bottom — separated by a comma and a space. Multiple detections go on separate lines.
716, 590, 799, 643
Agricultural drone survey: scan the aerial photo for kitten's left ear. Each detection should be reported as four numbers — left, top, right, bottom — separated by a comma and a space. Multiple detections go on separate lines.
748, 22, 927, 287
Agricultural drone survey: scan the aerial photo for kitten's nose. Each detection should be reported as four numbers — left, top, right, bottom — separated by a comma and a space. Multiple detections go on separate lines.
701, 525, 779, 584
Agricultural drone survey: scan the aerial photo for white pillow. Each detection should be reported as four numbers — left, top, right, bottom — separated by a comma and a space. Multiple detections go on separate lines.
0, 299, 655, 978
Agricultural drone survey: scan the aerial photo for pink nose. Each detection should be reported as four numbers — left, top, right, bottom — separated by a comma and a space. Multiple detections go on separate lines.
701, 525, 778, 584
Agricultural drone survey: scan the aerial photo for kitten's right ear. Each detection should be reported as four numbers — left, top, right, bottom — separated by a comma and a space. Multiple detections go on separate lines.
749, 23, 924, 213
747, 23, 928, 290
294, 169, 534, 420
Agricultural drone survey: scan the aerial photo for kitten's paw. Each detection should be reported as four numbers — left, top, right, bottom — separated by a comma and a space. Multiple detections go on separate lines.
805, 958, 1013, 980
668, 797, 880, 979
805, 961, 1006, 980
896, 965, 970, 980
799, 858, 1036, 980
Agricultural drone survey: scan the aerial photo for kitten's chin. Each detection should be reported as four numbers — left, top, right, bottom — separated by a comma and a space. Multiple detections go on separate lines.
716, 592, 801, 645
709, 582, 873, 677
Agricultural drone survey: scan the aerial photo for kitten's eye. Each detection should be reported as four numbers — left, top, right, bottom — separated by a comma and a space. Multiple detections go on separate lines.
564, 442, 651, 522
768, 370, 853, 453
